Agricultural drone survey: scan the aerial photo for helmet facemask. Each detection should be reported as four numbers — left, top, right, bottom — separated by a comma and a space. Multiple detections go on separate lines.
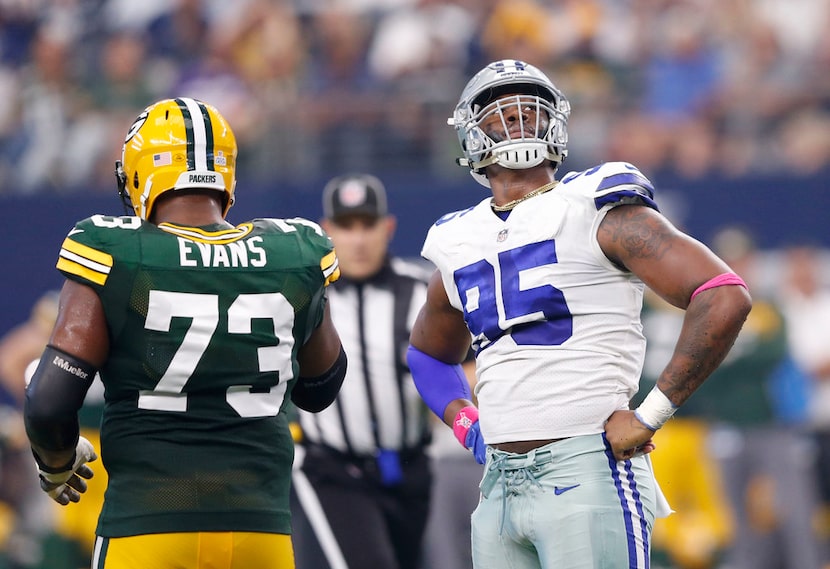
115, 159, 131, 214
468, 93, 563, 170
449, 60, 571, 188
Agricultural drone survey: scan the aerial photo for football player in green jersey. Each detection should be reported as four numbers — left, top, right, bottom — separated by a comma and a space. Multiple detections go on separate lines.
23, 97, 347, 569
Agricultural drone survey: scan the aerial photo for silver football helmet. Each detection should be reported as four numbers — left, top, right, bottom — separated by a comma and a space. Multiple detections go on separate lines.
449, 60, 570, 187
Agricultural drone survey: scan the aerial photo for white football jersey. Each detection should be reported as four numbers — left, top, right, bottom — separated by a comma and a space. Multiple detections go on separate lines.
422, 162, 659, 443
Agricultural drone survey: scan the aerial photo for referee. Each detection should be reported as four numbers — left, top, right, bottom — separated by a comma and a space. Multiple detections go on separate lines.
291, 173, 433, 569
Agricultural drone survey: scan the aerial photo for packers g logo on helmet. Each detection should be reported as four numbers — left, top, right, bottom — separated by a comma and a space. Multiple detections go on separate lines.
115, 97, 238, 220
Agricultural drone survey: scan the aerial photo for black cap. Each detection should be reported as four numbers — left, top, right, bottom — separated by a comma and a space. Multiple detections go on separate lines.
322, 173, 388, 221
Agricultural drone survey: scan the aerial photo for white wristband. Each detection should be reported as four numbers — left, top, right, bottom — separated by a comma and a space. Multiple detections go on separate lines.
634, 386, 677, 431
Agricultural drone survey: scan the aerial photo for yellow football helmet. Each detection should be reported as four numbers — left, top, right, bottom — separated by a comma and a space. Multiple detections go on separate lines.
116, 97, 237, 220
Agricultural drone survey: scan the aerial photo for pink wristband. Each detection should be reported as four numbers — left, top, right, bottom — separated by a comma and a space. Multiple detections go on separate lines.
452, 405, 479, 448
690, 272, 747, 301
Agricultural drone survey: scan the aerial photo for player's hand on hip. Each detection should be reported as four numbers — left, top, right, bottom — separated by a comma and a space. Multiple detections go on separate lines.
37, 436, 97, 505
604, 410, 656, 462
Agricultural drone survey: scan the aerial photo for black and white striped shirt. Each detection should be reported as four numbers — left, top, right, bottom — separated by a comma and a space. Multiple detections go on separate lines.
297, 257, 432, 456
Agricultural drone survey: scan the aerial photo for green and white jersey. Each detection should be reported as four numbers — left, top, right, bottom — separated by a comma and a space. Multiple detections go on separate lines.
56, 214, 339, 537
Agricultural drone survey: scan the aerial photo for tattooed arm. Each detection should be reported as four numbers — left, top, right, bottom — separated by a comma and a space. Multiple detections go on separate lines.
598, 205, 752, 459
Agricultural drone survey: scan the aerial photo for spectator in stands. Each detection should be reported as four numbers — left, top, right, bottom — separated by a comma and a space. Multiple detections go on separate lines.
145, 0, 211, 70
7, 22, 83, 193
298, 8, 384, 174
0, 0, 827, 189
779, 243, 830, 564
639, 288, 735, 569
684, 226, 826, 569
0, 291, 63, 567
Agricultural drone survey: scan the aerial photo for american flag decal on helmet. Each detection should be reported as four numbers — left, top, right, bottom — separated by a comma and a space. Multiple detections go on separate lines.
152, 152, 172, 167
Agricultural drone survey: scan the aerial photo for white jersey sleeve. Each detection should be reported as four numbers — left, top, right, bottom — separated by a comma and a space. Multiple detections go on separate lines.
421, 162, 659, 443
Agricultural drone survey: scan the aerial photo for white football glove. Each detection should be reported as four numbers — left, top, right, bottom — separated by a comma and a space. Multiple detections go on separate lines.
37, 436, 97, 506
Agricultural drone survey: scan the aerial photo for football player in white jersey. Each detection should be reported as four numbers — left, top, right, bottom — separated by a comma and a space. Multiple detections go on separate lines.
406, 59, 752, 569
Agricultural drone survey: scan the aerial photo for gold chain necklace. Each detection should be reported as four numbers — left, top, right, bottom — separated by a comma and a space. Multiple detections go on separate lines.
490, 180, 559, 212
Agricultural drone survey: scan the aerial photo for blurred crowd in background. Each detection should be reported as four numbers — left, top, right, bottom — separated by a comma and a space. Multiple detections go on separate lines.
1, 0, 829, 195
1, 1, 830, 569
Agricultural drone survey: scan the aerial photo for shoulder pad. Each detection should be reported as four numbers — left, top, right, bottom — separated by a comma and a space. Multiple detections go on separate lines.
56, 215, 143, 287
432, 204, 478, 229
561, 162, 658, 212
258, 217, 326, 238
256, 218, 338, 285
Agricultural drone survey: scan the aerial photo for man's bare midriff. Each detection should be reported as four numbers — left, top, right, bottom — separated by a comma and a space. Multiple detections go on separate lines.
491, 438, 566, 454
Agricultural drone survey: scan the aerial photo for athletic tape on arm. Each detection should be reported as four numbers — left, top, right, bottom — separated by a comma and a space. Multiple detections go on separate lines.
633, 386, 677, 431
690, 272, 747, 302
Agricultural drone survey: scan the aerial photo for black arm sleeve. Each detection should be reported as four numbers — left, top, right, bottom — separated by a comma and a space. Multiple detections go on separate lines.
24, 345, 95, 455
291, 346, 347, 413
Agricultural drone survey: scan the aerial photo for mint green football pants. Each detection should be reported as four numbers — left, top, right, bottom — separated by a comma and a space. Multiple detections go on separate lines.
471, 434, 662, 569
